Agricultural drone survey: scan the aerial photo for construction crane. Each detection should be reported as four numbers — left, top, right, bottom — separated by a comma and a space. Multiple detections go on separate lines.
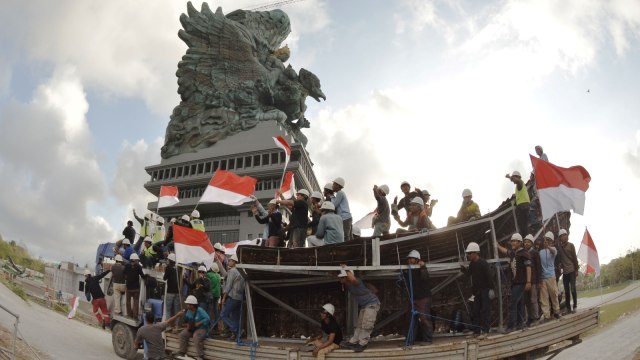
248, 0, 307, 11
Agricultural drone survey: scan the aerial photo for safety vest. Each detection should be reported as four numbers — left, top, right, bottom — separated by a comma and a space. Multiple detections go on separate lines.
144, 244, 157, 257
515, 183, 530, 205
191, 219, 205, 232
139, 220, 152, 237
153, 225, 165, 243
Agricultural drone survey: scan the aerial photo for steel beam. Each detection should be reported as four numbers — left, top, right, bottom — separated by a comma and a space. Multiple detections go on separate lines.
490, 218, 504, 331
244, 280, 259, 345
249, 283, 320, 328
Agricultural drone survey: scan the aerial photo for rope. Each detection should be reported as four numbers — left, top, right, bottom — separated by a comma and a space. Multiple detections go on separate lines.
234, 296, 258, 360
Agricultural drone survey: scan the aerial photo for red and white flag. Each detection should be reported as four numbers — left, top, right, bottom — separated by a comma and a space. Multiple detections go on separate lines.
173, 225, 215, 266
158, 186, 179, 208
67, 295, 80, 319
273, 135, 291, 165
354, 209, 377, 230
279, 171, 295, 199
578, 228, 600, 278
530, 155, 591, 220
200, 170, 257, 206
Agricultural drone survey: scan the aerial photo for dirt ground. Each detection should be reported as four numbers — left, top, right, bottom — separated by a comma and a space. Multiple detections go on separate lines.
0, 324, 50, 360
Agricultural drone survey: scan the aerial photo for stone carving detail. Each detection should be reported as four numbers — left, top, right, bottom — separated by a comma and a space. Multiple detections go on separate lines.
161, 2, 326, 159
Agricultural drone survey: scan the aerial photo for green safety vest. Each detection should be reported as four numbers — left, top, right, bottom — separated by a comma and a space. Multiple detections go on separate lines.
191, 219, 205, 232
515, 183, 530, 205
144, 244, 157, 257
140, 220, 152, 237
153, 226, 165, 243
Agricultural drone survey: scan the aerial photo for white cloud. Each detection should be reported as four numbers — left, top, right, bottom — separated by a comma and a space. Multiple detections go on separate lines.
0, 59, 10, 98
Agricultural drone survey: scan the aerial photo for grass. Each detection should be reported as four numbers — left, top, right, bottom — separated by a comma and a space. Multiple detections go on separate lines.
0, 275, 29, 302
597, 297, 640, 327
578, 281, 635, 298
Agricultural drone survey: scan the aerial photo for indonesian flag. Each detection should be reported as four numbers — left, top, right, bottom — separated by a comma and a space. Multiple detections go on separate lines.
354, 209, 377, 230
578, 228, 600, 278
273, 135, 291, 165
158, 186, 179, 208
530, 155, 591, 220
279, 171, 295, 199
173, 225, 215, 267
200, 170, 257, 206
67, 295, 80, 319
223, 239, 261, 256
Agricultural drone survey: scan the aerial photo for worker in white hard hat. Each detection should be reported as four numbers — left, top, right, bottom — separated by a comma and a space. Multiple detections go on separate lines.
140, 236, 162, 269
277, 189, 310, 248
323, 182, 334, 201
124, 253, 147, 321
305, 303, 343, 358
371, 184, 391, 237
538, 232, 561, 321
330, 177, 353, 242
402, 250, 433, 345
337, 265, 380, 352
460, 242, 493, 334
448, 189, 481, 225
555, 229, 579, 314
523, 234, 541, 325
307, 201, 344, 247
121, 238, 135, 261
252, 198, 283, 247
111, 254, 127, 316
220, 253, 245, 341
84, 267, 112, 329
309, 191, 324, 235
132, 209, 154, 252
393, 197, 432, 233
206, 263, 222, 330
152, 217, 166, 243
506, 170, 531, 237
497, 233, 532, 332
163, 252, 182, 325
213, 243, 228, 275
174, 295, 210, 360
419, 189, 438, 218
190, 209, 205, 232
187, 265, 211, 314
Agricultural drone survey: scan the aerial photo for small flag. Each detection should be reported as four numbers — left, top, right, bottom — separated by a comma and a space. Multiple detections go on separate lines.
273, 136, 291, 164
530, 155, 591, 220
577, 228, 600, 278
67, 295, 80, 319
200, 170, 257, 206
158, 186, 179, 208
353, 209, 377, 230
279, 171, 295, 199
174, 225, 216, 266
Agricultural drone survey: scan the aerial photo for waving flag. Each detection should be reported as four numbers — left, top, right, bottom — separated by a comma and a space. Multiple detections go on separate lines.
530, 155, 591, 220
577, 228, 600, 278
279, 171, 295, 199
158, 186, 179, 208
200, 170, 257, 206
174, 225, 215, 266
67, 295, 80, 319
354, 209, 377, 230
273, 135, 291, 165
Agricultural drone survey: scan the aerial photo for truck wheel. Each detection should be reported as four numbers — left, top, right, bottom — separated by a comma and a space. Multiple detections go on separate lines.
112, 322, 138, 359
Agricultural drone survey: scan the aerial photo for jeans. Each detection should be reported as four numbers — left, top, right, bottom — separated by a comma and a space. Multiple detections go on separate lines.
221, 297, 242, 333
563, 272, 578, 310
126, 289, 140, 320
165, 292, 181, 326
472, 288, 491, 333
508, 284, 526, 328
210, 296, 220, 326
515, 203, 530, 237
342, 218, 353, 242
198, 301, 209, 315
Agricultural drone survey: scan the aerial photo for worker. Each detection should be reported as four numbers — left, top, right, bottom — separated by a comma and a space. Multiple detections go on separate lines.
174, 295, 210, 360
307, 202, 344, 247
152, 217, 165, 243
305, 303, 342, 359
420, 189, 437, 218
460, 242, 493, 334
84, 268, 111, 329
394, 197, 432, 232
323, 182, 334, 201
163, 253, 181, 327
392, 181, 413, 217
505, 171, 530, 237
338, 266, 380, 352
190, 210, 205, 232
556, 229, 579, 313
220, 254, 245, 341
122, 220, 136, 244
539, 232, 562, 321
188, 265, 211, 313
448, 189, 481, 225
330, 177, 353, 242
121, 238, 134, 261
309, 191, 324, 235
125, 253, 147, 321
497, 233, 532, 332
213, 243, 228, 275
402, 250, 433, 345
524, 234, 541, 325
141, 236, 162, 269
111, 254, 126, 316
134, 310, 184, 360
206, 263, 222, 330
133, 210, 153, 252
372, 184, 391, 237
252, 199, 282, 247
277, 189, 310, 248
535, 145, 549, 162
352, 226, 361, 240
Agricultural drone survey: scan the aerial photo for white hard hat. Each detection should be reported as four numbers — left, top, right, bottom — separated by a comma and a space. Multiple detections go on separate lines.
400, 181, 410, 187
297, 189, 310, 197
157, 217, 165, 224
465, 242, 480, 253
544, 231, 555, 240
83, 269, 91, 276
167, 253, 176, 262
324, 182, 333, 190
511, 233, 523, 242
181, 214, 190, 222
115, 255, 124, 262
333, 177, 345, 187
230, 254, 239, 262
407, 250, 421, 259
311, 191, 323, 199
210, 263, 219, 273
214, 243, 225, 252
337, 269, 348, 278
320, 202, 335, 211
511, 171, 522, 177
352, 225, 361, 237
144, 236, 152, 243
378, 184, 389, 195
422, 189, 430, 196
130, 253, 140, 261
191, 210, 200, 218
462, 189, 472, 197
185, 295, 198, 305
170, 217, 177, 223
122, 239, 131, 245
268, 199, 278, 205
558, 229, 568, 236
322, 303, 335, 316
524, 234, 534, 242
198, 265, 207, 272
145, 212, 152, 219
410, 197, 424, 207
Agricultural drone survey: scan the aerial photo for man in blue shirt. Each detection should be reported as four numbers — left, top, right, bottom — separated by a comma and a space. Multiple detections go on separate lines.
538, 232, 561, 321
307, 202, 344, 247
331, 177, 353, 242
174, 295, 210, 360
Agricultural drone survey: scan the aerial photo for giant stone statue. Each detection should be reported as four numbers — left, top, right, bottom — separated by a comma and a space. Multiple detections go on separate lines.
161, 2, 326, 159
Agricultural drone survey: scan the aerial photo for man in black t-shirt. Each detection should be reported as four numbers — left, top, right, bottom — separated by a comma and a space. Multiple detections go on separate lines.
305, 303, 342, 359
277, 189, 310, 248
461, 242, 494, 334
498, 233, 532, 331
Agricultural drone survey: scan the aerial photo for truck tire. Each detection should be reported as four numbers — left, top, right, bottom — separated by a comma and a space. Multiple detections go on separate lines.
112, 322, 138, 359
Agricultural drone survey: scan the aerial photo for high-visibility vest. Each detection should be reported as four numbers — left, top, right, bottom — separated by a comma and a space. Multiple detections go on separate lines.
153, 225, 165, 243
191, 219, 205, 232
139, 220, 152, 237
144, 244, 157, 257
515, 183, 530, 205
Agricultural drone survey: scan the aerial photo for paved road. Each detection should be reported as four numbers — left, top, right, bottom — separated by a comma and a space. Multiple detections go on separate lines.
577, 281, 640, 309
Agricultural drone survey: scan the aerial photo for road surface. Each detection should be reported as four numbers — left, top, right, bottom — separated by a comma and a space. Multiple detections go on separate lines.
577, 281, 640, 309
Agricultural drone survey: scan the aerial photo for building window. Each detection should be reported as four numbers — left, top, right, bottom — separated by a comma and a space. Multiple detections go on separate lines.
280, 152, 286, 163
245, 156, 252, 167
271, 152, 279, 164
253, 155, 260, 166
213, 161, 219, 171
197, 163, 204, 174
177, 167, 183, 177
262, 154, 270, 166
228, 158, 235, 170
291, 150, 300, 162
207, 230, 239, 244
248, 234, 253, 239
236, 157, 243, 169
190, 164, 197, 175
204, 214, 240, 227
170, 168, 176, 178
205, 162, 212, 173
220, 160, 227, 170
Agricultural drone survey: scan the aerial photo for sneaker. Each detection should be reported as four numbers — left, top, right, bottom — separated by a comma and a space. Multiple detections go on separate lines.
353, 344, 367, 352
341, 341, 357, 348
553, 313, 561, 319
416, 340, 432, 346
101, 321, 106, 330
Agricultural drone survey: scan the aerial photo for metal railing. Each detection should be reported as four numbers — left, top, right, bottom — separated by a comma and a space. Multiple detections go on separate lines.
0, 302, 19, 360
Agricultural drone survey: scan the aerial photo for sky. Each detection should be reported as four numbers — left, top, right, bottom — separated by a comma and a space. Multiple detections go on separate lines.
0, 0, 639, 267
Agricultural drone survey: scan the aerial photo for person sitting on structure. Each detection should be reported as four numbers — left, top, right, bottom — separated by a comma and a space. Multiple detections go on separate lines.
419, 189, 437, 218
188, 265, 211, 313
252, 199, 282, 247
190, 210, 205, 232
448, 189, 481, 225
307, 201, 344, 247
220, 254, 245, 341
394, 197, 432, 232
174, 295, 210, 360
277, 189, 310, 248
402, 250, 433, 345
305, 303, 343, 359
338, 266, 380, 352
84, 268, 111, 329
372, 184, 391, 237
140, 236, 163, 269
460, 242, 493, 334
497, 233, 532, 332
505, 171, 530, 237
309, 191, 324, 235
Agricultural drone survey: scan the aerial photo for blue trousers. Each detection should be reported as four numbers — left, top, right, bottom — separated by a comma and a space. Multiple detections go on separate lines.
509, 284, 526, 328
165, 292, 181, 325
221, 298, 242, 333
